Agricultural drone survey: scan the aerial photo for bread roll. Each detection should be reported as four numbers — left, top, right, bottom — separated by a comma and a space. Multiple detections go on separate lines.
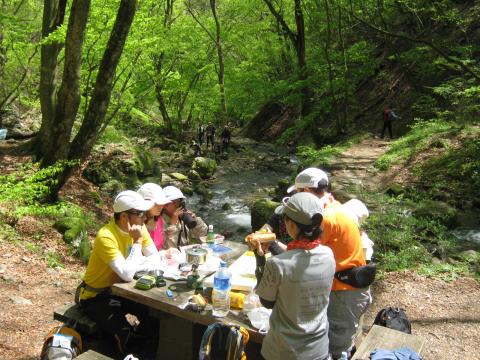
250, 232, 276, 243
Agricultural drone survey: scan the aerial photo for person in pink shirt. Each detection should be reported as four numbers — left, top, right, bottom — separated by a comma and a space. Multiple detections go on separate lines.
137, 183, 171, 250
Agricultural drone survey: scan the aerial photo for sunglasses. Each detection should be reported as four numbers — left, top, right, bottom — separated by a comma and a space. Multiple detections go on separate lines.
127, 210, 145, 217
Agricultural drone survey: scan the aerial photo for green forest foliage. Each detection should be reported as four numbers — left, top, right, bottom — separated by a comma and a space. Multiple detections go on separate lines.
1, 0, 478, 137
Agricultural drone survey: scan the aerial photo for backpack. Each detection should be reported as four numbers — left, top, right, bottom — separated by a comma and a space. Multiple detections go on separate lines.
199, 323, 250, 360
373, 307, 412, 334
40, 324, 83, 359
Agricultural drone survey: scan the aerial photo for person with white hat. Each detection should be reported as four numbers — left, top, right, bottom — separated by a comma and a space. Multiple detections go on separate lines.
342, 199, 374, 262
137, 183, 171, 251
76, 190, 158, 354
250, 168, 371, 359
249, 192, 335, 360
161, 185, 208, 249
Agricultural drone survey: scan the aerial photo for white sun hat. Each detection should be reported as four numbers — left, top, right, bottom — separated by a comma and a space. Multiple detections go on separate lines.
163, 186, 185, 201
287, 168, 329, 194
137, 183, 170, 205
113, 190, 154, 213
342, 199, 369, 225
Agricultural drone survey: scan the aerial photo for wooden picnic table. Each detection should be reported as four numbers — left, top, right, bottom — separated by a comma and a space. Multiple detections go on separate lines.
111, 240, 264, 360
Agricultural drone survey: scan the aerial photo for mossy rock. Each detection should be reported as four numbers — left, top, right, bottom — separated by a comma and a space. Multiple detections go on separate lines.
192, 157, 217, 179
250, 198, 280, 231
194, 183, 213, 201
170, 172, 189, 182
187, 169, 202, 182
272, 178, 291, 201
411, 200, 460, 229
385, 183, 404, 197
53, 217, 86, 236
222, 203, 232, 211
181, 186, 194, 196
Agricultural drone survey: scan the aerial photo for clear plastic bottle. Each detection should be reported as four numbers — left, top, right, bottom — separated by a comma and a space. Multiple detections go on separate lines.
339, 352, 348, 360
207, 224, 215, 244
212, 261, 231, 317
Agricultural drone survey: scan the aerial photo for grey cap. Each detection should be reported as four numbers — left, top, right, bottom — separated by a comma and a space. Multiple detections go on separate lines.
274, 192, 324, 226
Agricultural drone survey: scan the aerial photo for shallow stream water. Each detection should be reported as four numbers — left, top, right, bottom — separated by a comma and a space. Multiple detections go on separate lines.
183, 139, 297, 242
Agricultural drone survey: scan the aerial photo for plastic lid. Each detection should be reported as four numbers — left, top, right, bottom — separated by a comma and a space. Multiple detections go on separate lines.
220, 260, 227, 268
208, 224, 213, 230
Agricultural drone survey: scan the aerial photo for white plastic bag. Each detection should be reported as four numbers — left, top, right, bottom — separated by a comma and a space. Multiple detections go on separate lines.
247, 307, 271, 334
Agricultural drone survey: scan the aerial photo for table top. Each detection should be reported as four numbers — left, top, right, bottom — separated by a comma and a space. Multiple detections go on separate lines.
111, 241, 265, 344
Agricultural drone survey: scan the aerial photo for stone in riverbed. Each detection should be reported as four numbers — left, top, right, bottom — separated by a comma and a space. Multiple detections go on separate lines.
250, 198, 280, 231
192, 157, 217, 179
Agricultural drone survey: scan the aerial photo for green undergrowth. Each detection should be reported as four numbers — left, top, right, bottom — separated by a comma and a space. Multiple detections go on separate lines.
0, 162, 98, 266
359, 189, 480, 280
297, 133, 369, 168
375, 119, 463, 171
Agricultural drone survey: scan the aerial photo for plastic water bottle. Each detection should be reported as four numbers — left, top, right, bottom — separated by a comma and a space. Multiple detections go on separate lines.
339, 352, 348, 360
212, 261, 231, 317
207, 224, 215, 244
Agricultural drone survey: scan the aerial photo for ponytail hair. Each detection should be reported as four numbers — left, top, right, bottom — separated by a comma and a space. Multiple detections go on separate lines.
287, 213, 323, 241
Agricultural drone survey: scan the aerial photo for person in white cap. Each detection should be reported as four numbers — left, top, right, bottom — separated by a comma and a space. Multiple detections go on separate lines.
342, 199, 374, 262
248, 192, 335, 360
137, 183, 171, 251
251, 168, 371, 359
162, 185, 208, 249
76, 190, 158, 354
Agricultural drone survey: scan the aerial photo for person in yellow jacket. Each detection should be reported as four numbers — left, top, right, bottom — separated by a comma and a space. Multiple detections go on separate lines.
77, 190, 157, 354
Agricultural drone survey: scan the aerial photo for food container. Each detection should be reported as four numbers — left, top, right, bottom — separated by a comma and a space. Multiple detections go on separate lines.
186, 246, 208, 265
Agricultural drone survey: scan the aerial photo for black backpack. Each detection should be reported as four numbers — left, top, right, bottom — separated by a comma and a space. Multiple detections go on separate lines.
373, 307, 412, 334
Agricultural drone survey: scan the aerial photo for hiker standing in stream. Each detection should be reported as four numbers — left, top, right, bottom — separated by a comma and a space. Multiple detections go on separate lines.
381, 106, 400, 139
205, 122, 216, 149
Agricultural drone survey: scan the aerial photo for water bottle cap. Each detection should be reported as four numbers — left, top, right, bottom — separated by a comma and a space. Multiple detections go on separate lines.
220, 260, 227, 267
208, 224, 213, 230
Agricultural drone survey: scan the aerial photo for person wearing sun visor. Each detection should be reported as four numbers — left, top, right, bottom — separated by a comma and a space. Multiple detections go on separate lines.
76, 190, 158, 354
248, 192, 335, 360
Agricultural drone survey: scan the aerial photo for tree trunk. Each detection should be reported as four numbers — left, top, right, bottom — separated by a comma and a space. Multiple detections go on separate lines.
210, 0, 227, 118
68, 0, 137, 164
263, 0, 310, 116
41, 0, 91, 167
37, 0, 68, 159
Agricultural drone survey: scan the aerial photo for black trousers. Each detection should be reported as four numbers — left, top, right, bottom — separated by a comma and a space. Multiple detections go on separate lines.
80, 292, 153, 353
206, 135, 214, 148
381, 121, 393, 138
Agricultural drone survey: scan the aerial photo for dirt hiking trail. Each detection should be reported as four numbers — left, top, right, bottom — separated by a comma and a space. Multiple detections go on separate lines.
330, 138, 480, 360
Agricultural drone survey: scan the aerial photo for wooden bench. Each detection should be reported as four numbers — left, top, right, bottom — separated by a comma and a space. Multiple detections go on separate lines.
76, 350, 113, 359
352, 325, 425, 360
53, 303, 102, 337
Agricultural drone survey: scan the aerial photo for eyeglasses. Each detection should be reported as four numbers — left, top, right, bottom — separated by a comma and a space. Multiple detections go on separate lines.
127, 210, 145, 217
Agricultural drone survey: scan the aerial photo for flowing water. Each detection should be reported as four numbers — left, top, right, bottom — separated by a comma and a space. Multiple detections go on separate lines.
185, 138, 297, 242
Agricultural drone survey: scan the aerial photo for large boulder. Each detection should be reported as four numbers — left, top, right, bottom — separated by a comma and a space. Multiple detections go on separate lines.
192, 157, 217, 179
250, 198, 280, 231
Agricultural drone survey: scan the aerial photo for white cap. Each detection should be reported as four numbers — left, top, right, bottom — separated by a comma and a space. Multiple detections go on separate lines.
342, 199, 369, 225
287, 168, 329, 193
163, 186, 185, 201
113, 190, 154, 213
137, 183, 170, 205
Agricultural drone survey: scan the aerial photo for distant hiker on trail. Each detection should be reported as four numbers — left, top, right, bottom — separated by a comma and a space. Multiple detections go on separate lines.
213, 142, 222, 164
197, 125, 205, 147
206, 123, 216, 149
381, 107, 400, 139
220, 124, 231, 152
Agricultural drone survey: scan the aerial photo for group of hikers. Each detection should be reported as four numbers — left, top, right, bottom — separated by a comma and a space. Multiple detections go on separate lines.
75, 166, 375, 359
191, 122, 232, 157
